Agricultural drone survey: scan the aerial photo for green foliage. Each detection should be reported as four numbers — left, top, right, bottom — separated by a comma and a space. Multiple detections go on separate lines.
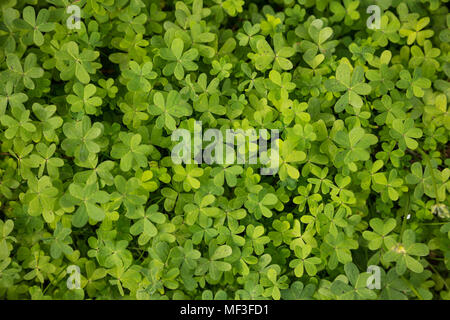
0, 0, 448, 301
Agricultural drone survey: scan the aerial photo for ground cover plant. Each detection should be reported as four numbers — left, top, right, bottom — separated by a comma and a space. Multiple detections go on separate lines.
0, 0, 449, 300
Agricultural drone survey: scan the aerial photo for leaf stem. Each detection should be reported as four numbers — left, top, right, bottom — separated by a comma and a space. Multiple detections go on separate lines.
427, 262, 449, 291
402, 276, 423, 300
399, 193, 410, 239
42, 266, 67, 295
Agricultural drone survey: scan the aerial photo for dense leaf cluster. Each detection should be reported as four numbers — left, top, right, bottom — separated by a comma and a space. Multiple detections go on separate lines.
0, 0, 449, 300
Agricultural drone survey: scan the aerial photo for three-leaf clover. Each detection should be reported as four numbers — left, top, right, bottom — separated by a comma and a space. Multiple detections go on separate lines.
363, 218, 397, 250
13, 6, 54, 46
148, 91, 192, 131
325, 62, 372, 112
160, 38, 199, 80
383, 229, 429, 275
389, 118, 423, 150
62, 183, 111, 228
111, 132, 153, 172
127, 205, 166, 246
67, 83, 103, 115
61, 116, 103, 161
289, 245, 321, 277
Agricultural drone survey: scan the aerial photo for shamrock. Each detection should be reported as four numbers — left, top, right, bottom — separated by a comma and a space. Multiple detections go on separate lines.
187, 20, 216, 58
172, 164, 204, 192
293, 184, 322, 212
23, 248, 56, 283
277, 139, 306, 181
1, 0, 449, 302
244, 189, 277, 219
366, 59, 396, 95
0, 170, 19, 200
289, 245, 321, 277
261, 268, 289, 300
0, 105, 36, 141
0, 82, 28, 116
373, 95, 406, 126
222, 0, 245, 16
47, 223, 73, 259
183, 193, 221, 225
111, 132, 153, 172
281, 281, 316, 300
4, 53, 43, 90
0, 219, 15, 260
383, 229, 429, 275
55, 41, 101, 84
333, 126, 378, 169
67, 83, 103, 115
160, 38, 199, 80
62, 182, 110, 228
123, 61, 157, 91
389, 118, 423, 150
357, 160, 387, 190
74, 156, 115, 186
379, 269, 409, 300
27, 143, 64, 178
210, 57, 232, 80
369, 11, 401, 46
236, 21, 261, 46
117, 10, 147, 34
297, 18, 338, 58
396, 69, 431, 99
61, 116, 104, 161
210, 165, 243, 187
245, 224, 270, 255
190, 219, 219, 245
100, 240, 133, 269
319, 203, 348, 238
323, 232, 359, 270
325, 62, 372, 112
405, 162, 435, 199
20, 175, 58, 223
307, 167, 334, 194
285, 5, 306, 27
409, 41, 440, 77
110, 175, 147, 216
149, 91, 192, 131
329, 0, 360, 25
127, 204, 166, 246
196, 242, 233, 280
235, 273, 265, 299
32, 103, 63, 143
373, 169, 406, 201
249, 34, 295, 71
330, 263, 377, 300
363, 218, 397, 250
83, 261, 107, 298
375, 141, 405, 168
399, 17, 434, 45
98, 78, 118, 98
13, 6, 54, 46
